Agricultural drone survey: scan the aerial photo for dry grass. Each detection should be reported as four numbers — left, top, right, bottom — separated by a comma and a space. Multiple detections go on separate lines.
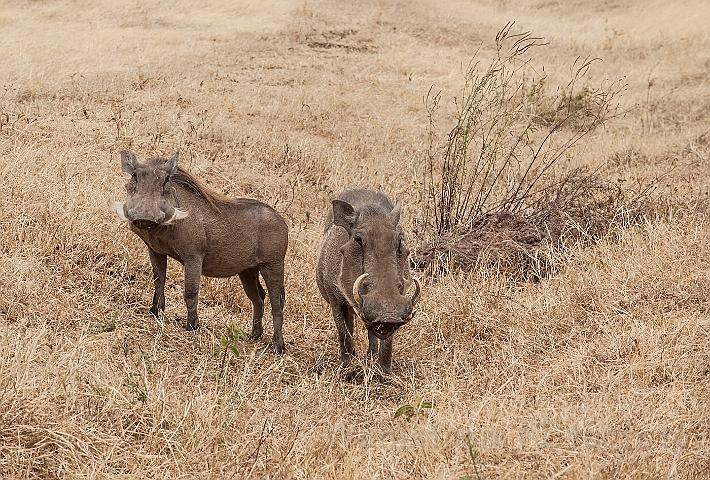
1, 0, 709, 477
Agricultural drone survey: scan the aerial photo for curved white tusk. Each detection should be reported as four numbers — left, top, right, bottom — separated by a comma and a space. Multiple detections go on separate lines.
352, 273, 369, 308
409, 277, 421, 306
109, 201, 128, 221
164, 208, 189, 224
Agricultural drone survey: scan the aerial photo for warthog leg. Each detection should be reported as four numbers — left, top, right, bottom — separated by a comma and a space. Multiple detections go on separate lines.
183, 257, 203, 331
260, 264, 286, 354
366, 329, 393, 374
148, 248, 167, 318
378, 336, 393, 375
331, 303, 356, 367
239, 267, 265, 341
367, 329, 379, 358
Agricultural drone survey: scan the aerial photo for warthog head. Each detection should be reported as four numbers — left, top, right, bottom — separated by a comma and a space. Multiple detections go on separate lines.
110, 150, 188, 230
333, 199, 421, 340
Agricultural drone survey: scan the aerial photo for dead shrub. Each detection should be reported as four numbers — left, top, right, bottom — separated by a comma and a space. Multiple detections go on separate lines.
416, 24, 637, 275
527, 167, 654, 245
415, 211, 551, 280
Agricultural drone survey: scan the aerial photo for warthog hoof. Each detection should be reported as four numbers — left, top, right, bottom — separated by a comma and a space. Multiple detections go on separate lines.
344, 369, 362, 383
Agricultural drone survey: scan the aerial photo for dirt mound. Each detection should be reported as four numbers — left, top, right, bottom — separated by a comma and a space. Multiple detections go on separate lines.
415, 212, 550, 277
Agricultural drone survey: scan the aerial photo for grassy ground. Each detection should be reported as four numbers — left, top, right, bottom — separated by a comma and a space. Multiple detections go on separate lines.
1, 0, 709, 477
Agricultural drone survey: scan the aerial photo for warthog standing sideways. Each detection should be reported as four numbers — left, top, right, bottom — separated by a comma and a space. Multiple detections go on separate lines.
316, 189, 420, 374
111, 150, 288, 353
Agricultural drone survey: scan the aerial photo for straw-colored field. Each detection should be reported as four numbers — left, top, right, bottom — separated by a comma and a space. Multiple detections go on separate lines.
1, 0, 709, 477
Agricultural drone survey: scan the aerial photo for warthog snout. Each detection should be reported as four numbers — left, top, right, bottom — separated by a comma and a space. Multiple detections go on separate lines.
124, 203, 166, 228
110, 200, 188, 230
353, 273, 421, 339
125, 206, 188, 229
130, 219, 161, 230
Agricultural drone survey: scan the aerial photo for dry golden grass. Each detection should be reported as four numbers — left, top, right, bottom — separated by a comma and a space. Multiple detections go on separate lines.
1, 0, 709, 478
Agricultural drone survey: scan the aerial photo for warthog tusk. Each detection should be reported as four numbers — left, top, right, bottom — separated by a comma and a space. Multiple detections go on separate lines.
110, 201, 128, 221
409, 277, 421, 306
164, 208, 189, 224
352, 273, 369, 308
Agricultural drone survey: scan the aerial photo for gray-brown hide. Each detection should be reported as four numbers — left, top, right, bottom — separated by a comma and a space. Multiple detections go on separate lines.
112, 150, 288, 353
316, 189, 420, 374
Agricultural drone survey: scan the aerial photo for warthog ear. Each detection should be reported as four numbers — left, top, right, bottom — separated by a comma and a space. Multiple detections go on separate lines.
332, 199, 356, 232
389, 200, 402, 225
164, 151, 179, 175
120, 150, 138, 173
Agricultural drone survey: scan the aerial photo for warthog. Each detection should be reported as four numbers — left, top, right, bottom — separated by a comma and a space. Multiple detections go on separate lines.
111, 150, 288, 353
316, 189, 420, 374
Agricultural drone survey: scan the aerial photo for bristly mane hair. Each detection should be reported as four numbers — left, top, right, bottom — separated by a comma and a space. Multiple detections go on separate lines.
358, 204, 391, 220
171, 167, 231, 212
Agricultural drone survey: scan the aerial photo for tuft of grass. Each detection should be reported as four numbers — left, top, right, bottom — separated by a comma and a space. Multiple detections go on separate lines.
89, 311, 118, 334
214, 322, 247, 377
461, 438, 484, 480
394, 394, 436, 420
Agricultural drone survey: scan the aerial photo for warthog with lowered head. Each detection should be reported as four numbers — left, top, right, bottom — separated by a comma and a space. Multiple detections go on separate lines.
111, 150, 288, 353
316, 189, 420, 374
